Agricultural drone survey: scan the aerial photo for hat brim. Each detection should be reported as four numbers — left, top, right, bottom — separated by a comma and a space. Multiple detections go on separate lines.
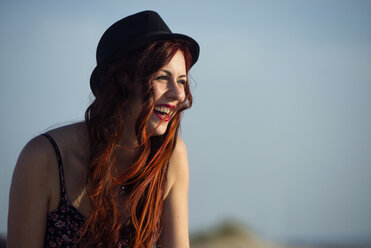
90, 33, 199, 96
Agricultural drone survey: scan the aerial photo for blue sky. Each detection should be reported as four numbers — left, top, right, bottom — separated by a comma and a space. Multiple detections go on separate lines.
1, 0, 371, 244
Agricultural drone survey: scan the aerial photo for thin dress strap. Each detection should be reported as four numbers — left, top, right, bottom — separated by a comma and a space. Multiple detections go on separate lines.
41, 133, 68, 201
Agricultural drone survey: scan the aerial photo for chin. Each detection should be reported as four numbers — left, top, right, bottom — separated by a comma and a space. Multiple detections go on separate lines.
147, 116, 169, 136
151, 130, 166, 136
150, 123, 168, 136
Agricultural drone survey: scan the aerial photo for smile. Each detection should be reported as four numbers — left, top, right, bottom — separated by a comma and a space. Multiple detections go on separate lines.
153, 104, 175, 122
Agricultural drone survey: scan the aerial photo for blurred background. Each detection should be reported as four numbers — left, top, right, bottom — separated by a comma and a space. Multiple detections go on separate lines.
1, 0, 370, 247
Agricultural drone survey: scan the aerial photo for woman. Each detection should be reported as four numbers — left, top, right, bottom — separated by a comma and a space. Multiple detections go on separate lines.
7, 10, 199, 248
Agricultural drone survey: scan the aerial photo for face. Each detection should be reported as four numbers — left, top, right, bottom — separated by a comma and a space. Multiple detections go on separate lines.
147, 50, 187, 136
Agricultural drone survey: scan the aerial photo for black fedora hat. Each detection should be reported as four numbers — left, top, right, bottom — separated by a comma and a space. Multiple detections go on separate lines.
90, 10, 200, 96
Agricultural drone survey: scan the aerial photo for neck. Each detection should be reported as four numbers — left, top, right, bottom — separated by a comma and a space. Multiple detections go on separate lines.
115, 107, 141, 173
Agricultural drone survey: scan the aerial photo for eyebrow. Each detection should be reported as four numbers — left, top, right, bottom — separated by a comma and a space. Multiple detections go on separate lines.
161, 69, 187, 78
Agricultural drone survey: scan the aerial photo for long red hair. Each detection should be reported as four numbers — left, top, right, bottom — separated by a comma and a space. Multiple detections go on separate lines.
79, 40, 193, 247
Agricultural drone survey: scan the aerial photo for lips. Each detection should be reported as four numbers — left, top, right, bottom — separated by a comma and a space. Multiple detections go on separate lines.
153, 104, 175, 122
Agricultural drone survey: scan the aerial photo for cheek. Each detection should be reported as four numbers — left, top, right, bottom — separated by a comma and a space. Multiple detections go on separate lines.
180, 86, 188, 101
152, 84, 162, 100
180, 89, 186, 102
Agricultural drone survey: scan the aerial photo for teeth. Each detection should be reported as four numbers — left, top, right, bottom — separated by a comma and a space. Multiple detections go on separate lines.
154, 106, 171, 114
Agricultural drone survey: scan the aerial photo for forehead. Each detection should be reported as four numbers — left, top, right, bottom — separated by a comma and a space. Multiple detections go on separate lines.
161, 50, 186, 74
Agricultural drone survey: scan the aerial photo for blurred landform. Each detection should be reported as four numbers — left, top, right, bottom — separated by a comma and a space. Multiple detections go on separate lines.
190, 220, 371, 248
0, 222, 369, 248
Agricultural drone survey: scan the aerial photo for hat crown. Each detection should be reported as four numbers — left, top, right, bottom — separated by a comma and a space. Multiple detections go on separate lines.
90, 10, 199, 96
96, 11, 172, 65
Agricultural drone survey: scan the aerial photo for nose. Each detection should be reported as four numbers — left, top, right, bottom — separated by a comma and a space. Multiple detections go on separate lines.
166, 78, 185, 102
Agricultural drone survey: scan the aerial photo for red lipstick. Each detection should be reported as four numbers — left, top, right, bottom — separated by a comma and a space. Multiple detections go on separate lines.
157, 104, 175, 109
153, 104, 175, 122
154, 112, 170, 121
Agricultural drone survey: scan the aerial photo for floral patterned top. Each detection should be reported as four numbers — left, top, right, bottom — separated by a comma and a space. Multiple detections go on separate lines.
42, 133, 130, 248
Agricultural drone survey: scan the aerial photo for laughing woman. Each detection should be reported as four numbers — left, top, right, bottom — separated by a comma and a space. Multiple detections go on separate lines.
7, 11, 199, 248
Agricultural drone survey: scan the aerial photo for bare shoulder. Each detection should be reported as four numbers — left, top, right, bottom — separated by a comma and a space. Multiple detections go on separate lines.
160, 137, 190, 247
171, 137, 187, 160
7, 135, 58, 247
13, 134, 57, 187
10, 133, 59, 204
165, 137, 189, 197
43, 122, 89, 172
169, 137, 189, 174
11, 121, 88, 206
46, 121, 88, 146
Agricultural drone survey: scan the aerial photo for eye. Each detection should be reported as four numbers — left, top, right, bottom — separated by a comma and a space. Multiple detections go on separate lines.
155, 75, 168, 81
178, 79, 187, 86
